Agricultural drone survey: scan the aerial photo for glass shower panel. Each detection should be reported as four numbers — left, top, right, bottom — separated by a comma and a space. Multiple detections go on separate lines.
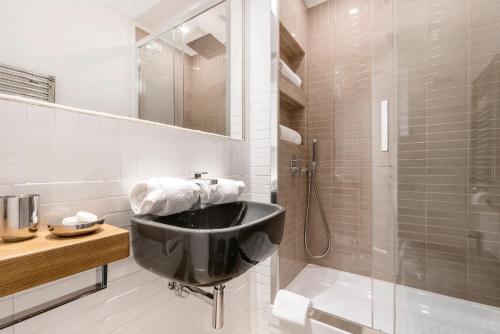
138, 28, 184, 126
371, 0, 397, 333
393, 0, 500, 333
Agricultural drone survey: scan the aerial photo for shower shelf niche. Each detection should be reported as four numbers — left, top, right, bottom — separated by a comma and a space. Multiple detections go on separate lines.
279, 76, 306, 109
279, 22, 305, 64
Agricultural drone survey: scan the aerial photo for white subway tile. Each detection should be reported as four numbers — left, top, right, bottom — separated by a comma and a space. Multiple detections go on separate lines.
12, 181, 106, 204
103, 210, 132, 228
108, 254, 142, 282
101, 285, 163, 333
55, 110, 82, 181
13, 271, 159, 334
14, 270, 96, 313
0, 328, 13, 334
102, 196, 131, 214
27, 105, 56, 183
79, 114, 104, 181
0, 296, 13, 320
100, 117, 121, 180
39, 198, 112, 222
0, 2, 272, 332
0, 185, 12, 195
0, 99, 28, 184
119, 120, 137, 179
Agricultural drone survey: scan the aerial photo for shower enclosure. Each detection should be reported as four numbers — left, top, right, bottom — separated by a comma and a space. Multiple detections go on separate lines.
274, 0, 500, 333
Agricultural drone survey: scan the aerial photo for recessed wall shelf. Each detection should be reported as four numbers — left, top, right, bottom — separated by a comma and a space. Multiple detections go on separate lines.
279, 76, 306, 110
279, 22, 305, 65
0, 224, 129, 297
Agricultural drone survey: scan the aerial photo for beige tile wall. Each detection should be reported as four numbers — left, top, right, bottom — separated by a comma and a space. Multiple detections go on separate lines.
279, 0, 500, 309
278, 0, 309, 288
305, 0, 374, 276
184, 53, 227, 136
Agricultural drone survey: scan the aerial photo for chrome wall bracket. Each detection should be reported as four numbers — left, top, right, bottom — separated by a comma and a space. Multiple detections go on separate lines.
0, 265, 108, 330
168, 281, 225, 329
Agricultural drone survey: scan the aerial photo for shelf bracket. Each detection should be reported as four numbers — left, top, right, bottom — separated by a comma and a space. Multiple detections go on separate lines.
0, 265, 108, 330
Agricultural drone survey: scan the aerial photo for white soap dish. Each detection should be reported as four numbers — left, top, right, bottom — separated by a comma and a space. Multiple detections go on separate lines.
48, 218, 104, 237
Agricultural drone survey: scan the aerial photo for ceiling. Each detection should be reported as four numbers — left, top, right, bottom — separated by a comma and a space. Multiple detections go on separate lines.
105, 0, 210, 33
303, 0, 328, 8
106, 0, 228, 56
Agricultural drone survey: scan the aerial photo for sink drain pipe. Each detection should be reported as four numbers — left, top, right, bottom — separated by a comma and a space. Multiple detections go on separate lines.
168, 281, 225, 329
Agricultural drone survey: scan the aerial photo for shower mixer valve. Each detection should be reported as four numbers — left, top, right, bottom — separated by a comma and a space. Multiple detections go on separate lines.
289, 155, 301, 175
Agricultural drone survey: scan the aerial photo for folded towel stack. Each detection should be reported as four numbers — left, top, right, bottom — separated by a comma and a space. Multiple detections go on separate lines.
279, 124, 302, 145
130, 177, 246, 216
279, 59, 302, 88
272, 290, 312, 327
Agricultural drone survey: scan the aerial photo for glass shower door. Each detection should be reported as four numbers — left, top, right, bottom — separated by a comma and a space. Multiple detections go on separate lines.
385, 0, 500, 333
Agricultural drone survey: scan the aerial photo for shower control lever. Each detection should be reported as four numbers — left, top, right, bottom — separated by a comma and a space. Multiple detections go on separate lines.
290, 156, 301, 175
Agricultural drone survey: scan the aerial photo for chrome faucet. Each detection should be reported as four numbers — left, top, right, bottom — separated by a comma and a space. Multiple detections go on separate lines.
189, 172, 218, 210
191, 171, 218, 185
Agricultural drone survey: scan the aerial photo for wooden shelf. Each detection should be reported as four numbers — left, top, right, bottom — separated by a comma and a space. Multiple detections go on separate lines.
279, 76, 306, 110
280, 22, 305, 65
0, 224, 129, 297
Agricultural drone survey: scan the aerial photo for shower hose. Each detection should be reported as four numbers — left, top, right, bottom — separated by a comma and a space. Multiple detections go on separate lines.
304, 161, 332, 259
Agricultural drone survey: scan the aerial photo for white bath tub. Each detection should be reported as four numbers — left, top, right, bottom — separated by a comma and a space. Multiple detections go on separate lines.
282, 264, 500, 334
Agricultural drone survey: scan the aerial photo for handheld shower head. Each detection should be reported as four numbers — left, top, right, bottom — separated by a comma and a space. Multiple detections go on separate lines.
304, 137, 331, 258
311, 139, 318, 169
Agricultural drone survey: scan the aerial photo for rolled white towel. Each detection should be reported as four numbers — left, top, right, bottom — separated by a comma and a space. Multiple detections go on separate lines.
192, 179, 222, 206
130, 177, 201, 216
272, 290, 312, 327
210, 178, 245, 205
279, 59, 302, 88
279, 124, 302, 145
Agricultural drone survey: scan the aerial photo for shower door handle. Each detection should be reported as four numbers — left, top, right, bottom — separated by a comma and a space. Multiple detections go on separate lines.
381, 100, 389, 152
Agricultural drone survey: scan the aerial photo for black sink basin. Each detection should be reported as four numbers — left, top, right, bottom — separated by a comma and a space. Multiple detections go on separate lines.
131, 201, 285, 286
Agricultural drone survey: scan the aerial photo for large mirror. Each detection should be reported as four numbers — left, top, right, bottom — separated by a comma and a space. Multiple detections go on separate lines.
0, 0, 244, 139
138, 0, 243, 138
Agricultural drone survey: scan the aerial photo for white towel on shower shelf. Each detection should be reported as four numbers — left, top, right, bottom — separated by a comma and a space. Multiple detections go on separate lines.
272, 290, 312, 327
129, 177, 201, 216
279, 59, 302, 88
279, 124, 302, 145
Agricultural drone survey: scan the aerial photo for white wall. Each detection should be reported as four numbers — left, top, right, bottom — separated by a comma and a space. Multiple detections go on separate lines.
0, 0, 305, 333
0, 94, 251, 334
0, 0, 137, 118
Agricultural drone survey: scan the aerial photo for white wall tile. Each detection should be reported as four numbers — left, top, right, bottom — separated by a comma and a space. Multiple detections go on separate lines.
13, 271, 159, 334
0, 1, 278, 333
0, 296, 13, 320
12, 181, 106, 204
0, 185, 12, 195
27, 104, 56, 183
119, 119, 137, 179
0, 99, 28, 184
100, 117, 121, 180
79, 113, 104, 181
13, 270, 97, 313
103, 210, 132, 229
55, 110, 82, 182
